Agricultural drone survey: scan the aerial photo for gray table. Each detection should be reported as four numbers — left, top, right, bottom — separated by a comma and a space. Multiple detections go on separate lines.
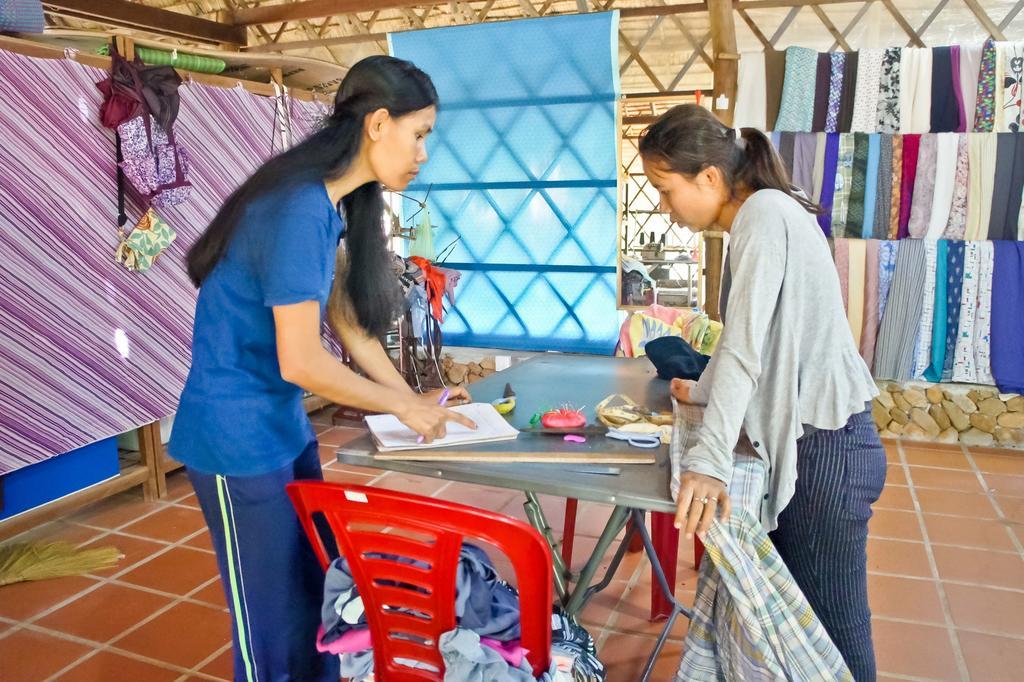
338, 354, 690, 680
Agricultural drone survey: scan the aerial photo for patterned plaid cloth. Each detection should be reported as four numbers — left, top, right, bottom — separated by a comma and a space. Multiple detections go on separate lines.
670, 401, 854, 681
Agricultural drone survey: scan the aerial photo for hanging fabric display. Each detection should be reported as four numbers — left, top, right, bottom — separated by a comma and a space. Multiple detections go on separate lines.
832, 134, 856, 234
825, 52, 845, 134
873, 134, 893, 238
889, 135, 903, 238
838, 51, 859, 132
874, 239, 926, 380
776, 46, 818, 132
907, 134, 937, 239
925, 133, 960, 239
990, 242, 1024, 392
734, 51, 767, 130
960, 43, 984, 132
900, 48, 932, 134
811, 53, 830, 133
942, 134, 969, 239
877, 48, 902, 134
930, 46, 961, 133
996, 42, 1024, 133
923, 240, 949, 382
911, 240, 938, 380
941, 241, 966, 382
852, 48, 885, 133
860, 239, 881, 366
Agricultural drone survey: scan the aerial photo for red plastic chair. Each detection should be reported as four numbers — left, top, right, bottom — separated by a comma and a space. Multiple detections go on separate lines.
288, 482, 553, 680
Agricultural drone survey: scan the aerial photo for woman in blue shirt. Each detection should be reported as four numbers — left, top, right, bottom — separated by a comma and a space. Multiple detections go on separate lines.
169, 56, 474, 682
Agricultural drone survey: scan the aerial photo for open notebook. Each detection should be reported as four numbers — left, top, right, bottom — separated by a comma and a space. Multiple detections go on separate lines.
365, 403, 520, 452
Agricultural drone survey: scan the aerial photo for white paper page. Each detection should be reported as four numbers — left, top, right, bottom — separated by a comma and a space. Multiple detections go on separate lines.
365, 402, 519, 452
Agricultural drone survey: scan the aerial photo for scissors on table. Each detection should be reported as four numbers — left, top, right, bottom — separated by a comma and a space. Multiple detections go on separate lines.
605, 428, 662, 449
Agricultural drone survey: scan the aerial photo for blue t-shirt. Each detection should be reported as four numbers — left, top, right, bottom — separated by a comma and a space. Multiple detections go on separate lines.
169, 182, 345, 476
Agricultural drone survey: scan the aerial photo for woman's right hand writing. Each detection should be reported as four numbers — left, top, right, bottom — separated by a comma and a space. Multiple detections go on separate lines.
395, 399, 478, 443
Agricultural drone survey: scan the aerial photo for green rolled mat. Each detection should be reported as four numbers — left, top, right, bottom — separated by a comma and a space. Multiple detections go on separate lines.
97, 44, 227, 74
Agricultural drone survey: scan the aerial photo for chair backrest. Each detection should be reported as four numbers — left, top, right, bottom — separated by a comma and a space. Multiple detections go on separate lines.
287, 481, 553, 680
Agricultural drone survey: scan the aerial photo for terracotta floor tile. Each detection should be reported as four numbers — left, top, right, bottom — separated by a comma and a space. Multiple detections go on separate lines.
164, 471, 194, 499
18, 520, 105, 548
36, 581, 173, 644
498, 494, 568, 527
875, 484, 914, 511
885, 464, 907, 486
599, 631, 683, 682
191, 579, 228, 610
436, 482, 519, 514
119, 505, 207, 543
983, 473, 1024, 498
996, 495, 1024, 524
914, 489, 998, 519
0, 575, 99, 621
607, 579, 692, 639
58, 649, 182, 681
957, 630, 1024, 682
322, 466, 378, 487
120, 546, 220, 596
184, 529, 215, 553
112, 601, 230, 669
869, 509, 923, 541
175, 494, 202, 510
200, 646, 234, 680
909, 466, 984, 492
932, 545, 1024, 590
310, 406, 335, 425
80, 532, 169, 576
943, 583, 1024, 637
903, 447, 971, 470
867, 575, 945, 623
867, 538, 932, 578
69, 492, 163, 530
370, 472, 449, 497
0, 628, 93, 680
971, 451, 1024, 475
568, 535, 646, 578
578, 580, 629, 630
871, 619, 959, 681
922, 514, 1019, 551
318, 427, 368, 447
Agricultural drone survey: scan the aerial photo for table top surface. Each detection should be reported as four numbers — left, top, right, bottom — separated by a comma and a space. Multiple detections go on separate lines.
337, 354, 678, 513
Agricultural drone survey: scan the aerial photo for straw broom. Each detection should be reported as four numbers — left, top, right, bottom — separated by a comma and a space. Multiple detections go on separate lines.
0, 541, 122, 586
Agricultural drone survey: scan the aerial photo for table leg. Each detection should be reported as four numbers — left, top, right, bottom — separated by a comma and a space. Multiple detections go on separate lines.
650, 511, 679, 620
631, 509, 693, 682
522, 491, 569, 601
563, 505, 630, 617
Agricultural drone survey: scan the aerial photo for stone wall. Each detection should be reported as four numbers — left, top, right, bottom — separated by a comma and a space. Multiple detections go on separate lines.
441, 355, 498, 386
873, 383, 1024, 449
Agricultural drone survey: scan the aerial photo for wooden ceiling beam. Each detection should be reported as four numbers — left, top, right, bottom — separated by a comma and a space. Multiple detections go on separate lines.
43, 0, 247, 45
234, 0, 710, 25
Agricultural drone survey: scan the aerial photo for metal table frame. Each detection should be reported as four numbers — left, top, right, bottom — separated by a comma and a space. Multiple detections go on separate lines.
337, 355, 694, 680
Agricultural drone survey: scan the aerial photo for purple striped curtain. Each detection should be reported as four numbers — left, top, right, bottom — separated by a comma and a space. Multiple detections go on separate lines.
0, 50, 278, 475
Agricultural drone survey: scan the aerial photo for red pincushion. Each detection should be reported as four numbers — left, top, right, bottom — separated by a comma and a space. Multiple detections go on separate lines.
541, 408, 587, 429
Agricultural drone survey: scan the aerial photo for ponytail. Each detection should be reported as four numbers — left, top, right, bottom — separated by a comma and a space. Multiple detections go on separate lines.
638, 104, 822, 215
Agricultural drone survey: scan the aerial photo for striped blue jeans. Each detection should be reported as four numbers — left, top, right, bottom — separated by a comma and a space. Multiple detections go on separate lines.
769, 410, 887, 682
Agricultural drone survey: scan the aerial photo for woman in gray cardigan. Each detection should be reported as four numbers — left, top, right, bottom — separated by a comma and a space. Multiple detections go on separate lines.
640, 104, 884, 681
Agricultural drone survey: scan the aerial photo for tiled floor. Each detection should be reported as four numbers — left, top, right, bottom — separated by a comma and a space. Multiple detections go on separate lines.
2, 415, 1023, 681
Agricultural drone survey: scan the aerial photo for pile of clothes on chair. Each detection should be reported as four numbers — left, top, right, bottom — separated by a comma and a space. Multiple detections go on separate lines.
317, 543, 605, 681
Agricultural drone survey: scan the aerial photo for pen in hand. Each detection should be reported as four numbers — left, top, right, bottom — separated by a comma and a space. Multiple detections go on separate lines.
417, 388, 451, 444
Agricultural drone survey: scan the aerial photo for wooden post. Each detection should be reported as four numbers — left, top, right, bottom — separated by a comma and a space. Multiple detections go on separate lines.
138, 420, 164, 500
704, 0, 737, 322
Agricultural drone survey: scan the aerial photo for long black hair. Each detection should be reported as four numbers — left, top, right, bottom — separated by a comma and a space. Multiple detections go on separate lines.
186, 55, 438, 337
638, 103, 821, 214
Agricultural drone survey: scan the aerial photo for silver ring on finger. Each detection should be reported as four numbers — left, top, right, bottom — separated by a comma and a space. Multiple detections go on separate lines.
698, 497, 711, 505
